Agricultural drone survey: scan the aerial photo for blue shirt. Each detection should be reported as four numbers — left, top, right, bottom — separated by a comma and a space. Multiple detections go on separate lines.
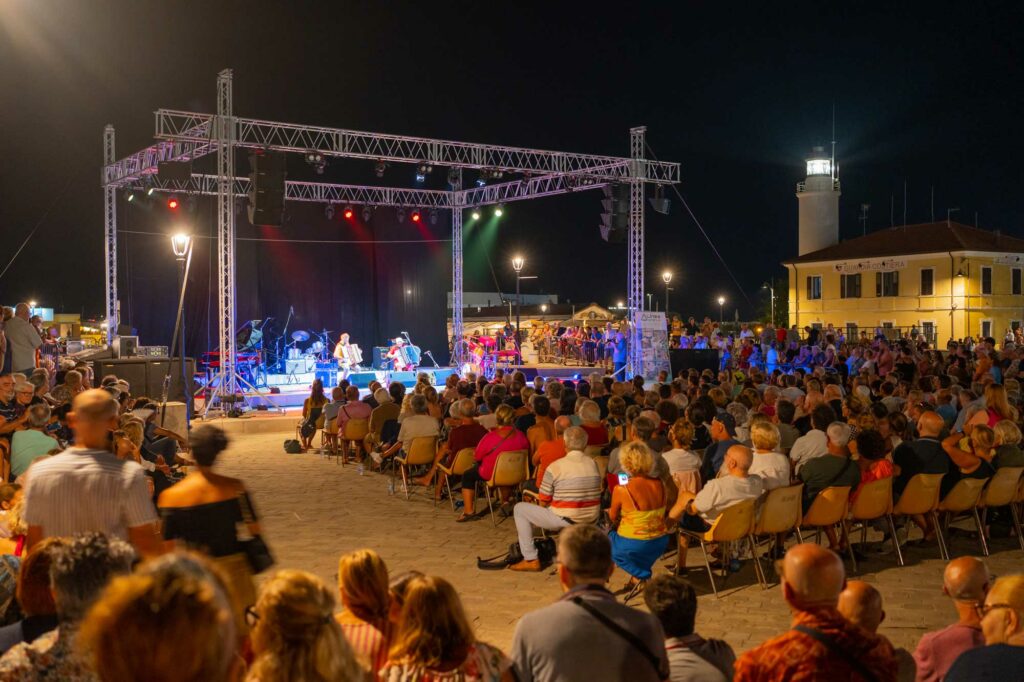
613, 336, 628, 363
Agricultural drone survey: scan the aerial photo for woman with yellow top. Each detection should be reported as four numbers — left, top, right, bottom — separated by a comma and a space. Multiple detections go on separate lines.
607, 442, 669, 594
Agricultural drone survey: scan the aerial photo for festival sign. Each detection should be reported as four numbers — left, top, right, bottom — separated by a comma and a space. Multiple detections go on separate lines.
636, 311, 670, 381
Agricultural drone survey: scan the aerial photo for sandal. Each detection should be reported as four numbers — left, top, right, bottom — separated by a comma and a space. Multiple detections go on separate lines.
456, 512, 478, 523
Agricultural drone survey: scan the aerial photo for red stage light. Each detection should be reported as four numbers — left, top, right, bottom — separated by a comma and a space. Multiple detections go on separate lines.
167, 198, 179, 210
411, 210, 422, 223
343, 208, 354, 219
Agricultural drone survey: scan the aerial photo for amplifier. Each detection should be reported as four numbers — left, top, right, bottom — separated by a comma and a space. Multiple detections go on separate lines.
315, 362, 339, 388
429, 368, 457, 386
347, 371, 379, 389
372, 346, 390, 370
113, 336, 138, 358
285, 357, 314, 374
390, 371, 418, 386
137, 346, 170, 358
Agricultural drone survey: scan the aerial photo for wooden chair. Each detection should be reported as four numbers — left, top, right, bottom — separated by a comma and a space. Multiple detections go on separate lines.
751, 483, 803, 586
889, 473, 945, 566
848, 477, 899, 561
799, 486, 856, 571
938, 477, 991, 558
437, 448, 476, 511
340, 418, 370, 465
481, 449, 529, 526
679, 498, 759, 598
979, 467, 1024, 552
393, 437, 438, 500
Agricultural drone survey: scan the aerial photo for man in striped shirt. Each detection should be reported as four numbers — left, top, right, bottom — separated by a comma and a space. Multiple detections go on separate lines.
22, 389, 163, 558
509, 426, 602, 572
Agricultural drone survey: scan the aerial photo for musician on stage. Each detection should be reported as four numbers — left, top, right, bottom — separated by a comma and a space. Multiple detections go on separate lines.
333, 332, 363, 375
386, 337, 408, 371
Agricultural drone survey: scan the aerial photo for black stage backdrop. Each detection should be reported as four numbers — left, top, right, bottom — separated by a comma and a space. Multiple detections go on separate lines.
119, 198, 452, 366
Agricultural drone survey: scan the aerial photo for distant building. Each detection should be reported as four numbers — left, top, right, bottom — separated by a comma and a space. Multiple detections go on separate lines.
447, 291, 558, 309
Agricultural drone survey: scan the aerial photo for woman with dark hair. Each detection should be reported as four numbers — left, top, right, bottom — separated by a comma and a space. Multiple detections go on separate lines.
157, 424, 264, 633
300, 379, 328, 451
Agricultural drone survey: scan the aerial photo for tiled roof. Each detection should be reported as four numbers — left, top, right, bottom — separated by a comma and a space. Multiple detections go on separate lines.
784, 222, 1024, 264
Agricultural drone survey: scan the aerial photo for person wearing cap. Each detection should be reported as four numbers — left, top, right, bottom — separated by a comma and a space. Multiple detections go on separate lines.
699, 412, 740, 484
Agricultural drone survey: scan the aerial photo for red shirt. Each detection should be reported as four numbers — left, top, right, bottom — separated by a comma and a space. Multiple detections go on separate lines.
474, 426, 530, 479
534, 440, 567, 487
581, 423, 609, 446
449, 422, 488, 454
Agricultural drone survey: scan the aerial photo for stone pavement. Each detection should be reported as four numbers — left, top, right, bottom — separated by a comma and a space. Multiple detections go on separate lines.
215, 431, 1023, 655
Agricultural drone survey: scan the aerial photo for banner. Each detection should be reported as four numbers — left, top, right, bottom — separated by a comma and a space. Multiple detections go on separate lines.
636, 312, 671, 381
832, 258, 906, 274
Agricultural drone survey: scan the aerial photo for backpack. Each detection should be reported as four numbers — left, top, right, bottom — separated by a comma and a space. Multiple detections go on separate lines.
476, 537, 557, 570
283, 439, 303, 454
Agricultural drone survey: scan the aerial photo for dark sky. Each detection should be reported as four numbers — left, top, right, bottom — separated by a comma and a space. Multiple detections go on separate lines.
1, 1, 1022, 326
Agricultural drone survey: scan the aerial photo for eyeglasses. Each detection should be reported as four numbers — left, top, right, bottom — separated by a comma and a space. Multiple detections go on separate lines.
245, 605, 260, 627
974, 602, 1014, 619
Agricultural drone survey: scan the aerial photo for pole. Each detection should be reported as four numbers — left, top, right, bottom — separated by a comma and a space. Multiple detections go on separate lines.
161, 243, 193, 427
177, 257, 190, 428
664, 283, 669, 315
515, 272, 521, 357
719, 302, 724, 326
770, 282, 775, 327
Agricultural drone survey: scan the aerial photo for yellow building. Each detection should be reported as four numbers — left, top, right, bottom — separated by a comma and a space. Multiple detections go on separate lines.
784, 221, 1024, 345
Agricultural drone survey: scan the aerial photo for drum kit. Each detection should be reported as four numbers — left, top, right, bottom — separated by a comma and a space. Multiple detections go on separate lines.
463, 335, 520, 380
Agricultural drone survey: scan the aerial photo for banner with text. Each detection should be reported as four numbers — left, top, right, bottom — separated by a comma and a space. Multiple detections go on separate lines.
637, 311, 671, 382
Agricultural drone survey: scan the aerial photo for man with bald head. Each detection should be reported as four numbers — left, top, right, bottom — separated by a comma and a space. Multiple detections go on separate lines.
735, 543, 897, 681
913, 556, 992, 681
839, 581, 916, 681
21, 389, 163, 558
893, 411, 950, 499
946, 574, 1024, 680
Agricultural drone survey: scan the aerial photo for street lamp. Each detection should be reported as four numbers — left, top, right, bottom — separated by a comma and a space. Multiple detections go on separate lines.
512, 255, 525, 355
662, 270, 673, 315
168, 232, 192, 426
761, 280, 775, 326
717, 296, 726, 326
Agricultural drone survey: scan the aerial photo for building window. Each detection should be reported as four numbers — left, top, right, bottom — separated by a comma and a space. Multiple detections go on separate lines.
922, 321, 935, 344
1013, 268, 1022, 295
982, 266, 993, 295
920, 268, 934, 296
981, 320, 992, 339
845, 323, 858, 341
876, 271, 899, 297
840, 274, 861, 298
806, 275, 822, 300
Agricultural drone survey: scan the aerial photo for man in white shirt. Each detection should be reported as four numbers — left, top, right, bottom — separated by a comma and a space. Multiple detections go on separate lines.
682, 445, 764, 522
789, 404, 833, 473
5, 304, 42, 374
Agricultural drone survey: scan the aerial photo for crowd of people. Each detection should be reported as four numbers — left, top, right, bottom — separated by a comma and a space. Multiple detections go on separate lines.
0, 297, 1023, 679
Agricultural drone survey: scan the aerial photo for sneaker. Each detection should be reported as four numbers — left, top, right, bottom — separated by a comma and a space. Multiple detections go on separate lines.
508, 559, 542, 572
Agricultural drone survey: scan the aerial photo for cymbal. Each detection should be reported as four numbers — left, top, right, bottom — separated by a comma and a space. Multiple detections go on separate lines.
291, 330, 311, 343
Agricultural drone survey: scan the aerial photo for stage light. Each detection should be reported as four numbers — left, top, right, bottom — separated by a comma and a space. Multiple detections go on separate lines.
147, 187, 155, 197
126, 192, 135, 202
471, 210, 481, 220
411, 209, 422, 223
396, 207, 406, 223
325, 204, 335, 220
429, 209, 438, 225
494, 205, 504, 217
343, 205, 354, 220
375, 161, 387, 178
447, 168, 460, 189
415, 169, 426, 183
362, 205, 373, 221
305, 152, 326, 174
475, 176, 487, 187
167, 197, 179, 210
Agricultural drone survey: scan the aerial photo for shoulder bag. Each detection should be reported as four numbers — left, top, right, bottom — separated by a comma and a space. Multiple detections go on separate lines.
571, 596, 669, 680
237, 490, 275, 574
792, 624, 878, 682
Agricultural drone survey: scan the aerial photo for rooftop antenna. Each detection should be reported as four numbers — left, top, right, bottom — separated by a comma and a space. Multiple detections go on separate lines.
859, 203, 870, 235
947, 207, 960, 228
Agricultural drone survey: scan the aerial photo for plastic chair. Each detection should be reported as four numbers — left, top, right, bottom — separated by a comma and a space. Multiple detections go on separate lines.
679, 498, 760, 598
848, 477, 899, 562
938, 477, 991, 558
979, 467, 1024, 552
481, 449, 528, 526
322, 417, 339, 458
393, 437, 438, 500
437, 448, 476, 511
889, 473, 945, 566
752, 483, 803, 586
799, 485, 856, 571
340, 418, 370, 465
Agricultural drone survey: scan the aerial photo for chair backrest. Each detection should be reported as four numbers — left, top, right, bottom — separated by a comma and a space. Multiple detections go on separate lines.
405, 437, 438, 466
583, 445, 604, 459
755, 483, 804, 535
938, 477, 990, 512
706, 498, 757, 542
849, 477, 893, 521
981, 467, 1024, 507
802, 485, 852, 527
490, 449, 528, 487
1017, 477, 1024, 504
450, 448, 477, 476
893, 473, 944, 516
592, 455, 609, 480
343, 418, 369, 440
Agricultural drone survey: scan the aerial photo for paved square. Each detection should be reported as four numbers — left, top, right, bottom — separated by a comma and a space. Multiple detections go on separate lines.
214, 429, 1023, 654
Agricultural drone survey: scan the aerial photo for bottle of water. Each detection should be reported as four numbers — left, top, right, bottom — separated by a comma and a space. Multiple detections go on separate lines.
387, 478, 395, 495
357, 462, 364, 476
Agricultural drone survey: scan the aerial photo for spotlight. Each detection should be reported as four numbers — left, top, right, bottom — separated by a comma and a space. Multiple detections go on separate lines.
429, 208, 438, 225
147, 187, 155, 197
494, 204, 504, 217
343, 205, 354, 220
362, 205, 373, 221
374, 161, 387, 178
325, 204, 335, 220
471, 210, 481, 220
415, 170, 426, 183
415, 163, 433, 183
305, 152, 326, 174
475, 176, 487, 188
396, 207, 406, 223
411, 209, 422, 223
447, 168, 460, 189
126, 192, 135, 202
167, 197, 179, 210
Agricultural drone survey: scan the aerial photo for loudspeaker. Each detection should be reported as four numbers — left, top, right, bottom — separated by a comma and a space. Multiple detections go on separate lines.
372, 346, 389, 370
347, 371, 379, 389
315, 362, 339, 388
390, 371, 417, 385
247, 151, 287, 226
92, 358, 196, 403
113, 335, 138, 358
428, 368, 457, 386
285, 357, 313, 375
158, 160, 192, 183
669, 349, 720, 377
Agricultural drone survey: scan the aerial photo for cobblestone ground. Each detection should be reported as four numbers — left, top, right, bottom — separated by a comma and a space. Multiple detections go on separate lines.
215, 429, 1023, 655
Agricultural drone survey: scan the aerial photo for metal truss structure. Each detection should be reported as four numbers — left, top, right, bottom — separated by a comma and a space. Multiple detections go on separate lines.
102, 71, 679, 384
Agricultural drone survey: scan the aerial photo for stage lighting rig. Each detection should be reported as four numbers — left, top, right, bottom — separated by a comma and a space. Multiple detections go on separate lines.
362, 205, 373, 221
414, 163, 433, 183
325, 203, 335, 220
305, 152, 326, 174
167, 197, 180, 210
126, 191, 135, 202
429, 208, 438, 225
411, 209, 422, 223
494, 204, 505, 217
396, 207, 406, 223
343, 205, 354, 220
471, 210, 481, 220
447, 168, 460, 189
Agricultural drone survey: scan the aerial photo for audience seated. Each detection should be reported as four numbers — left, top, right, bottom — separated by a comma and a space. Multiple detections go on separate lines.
748, 421, 791, 491
457, 405, 528, 522
838, 580, 917, 681
0, 537, 61, 654
376, 394, 440, 464
789, 404, 836, 473
893, 411, 950, 499
9, 404, 57, 481
799, 421, 861, 514
945, 574, 1024, 681
698, 412, 739, 483
527, 416, 571, 493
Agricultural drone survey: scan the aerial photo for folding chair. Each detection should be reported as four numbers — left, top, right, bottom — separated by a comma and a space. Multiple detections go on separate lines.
393, 437, 438, 500
751, 483, 803, 586
847, 477, 898, 562
889, 473, 945, 566
437, 448, 476, 511
679, 498, 759, 598
979, 467, 1024, 552
799, 486, 855, 570
937, 477, 991, 558
340, 418, 370, 466
480, 449, 528, 526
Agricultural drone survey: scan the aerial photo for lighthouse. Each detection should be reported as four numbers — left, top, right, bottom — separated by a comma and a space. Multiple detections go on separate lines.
796, 146, 841, 255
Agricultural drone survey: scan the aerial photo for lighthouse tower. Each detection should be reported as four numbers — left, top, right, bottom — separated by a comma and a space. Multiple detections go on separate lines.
796, 146, 841, 255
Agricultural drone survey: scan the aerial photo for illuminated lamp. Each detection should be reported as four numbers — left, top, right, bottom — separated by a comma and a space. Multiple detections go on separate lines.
343, 205, 354, 220
167, 197, 179, 210
411, 210, 422, 223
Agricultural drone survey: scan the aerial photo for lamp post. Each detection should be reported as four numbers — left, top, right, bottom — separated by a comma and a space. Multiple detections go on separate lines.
717, 296, 726, 327
170, 233, 192, 426
512, 255, 524, 354
762, 280, 775, 326
662, 271, 673, 315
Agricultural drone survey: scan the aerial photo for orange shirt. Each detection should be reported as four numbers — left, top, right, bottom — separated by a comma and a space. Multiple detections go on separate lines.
534, 440, 567, 487
528, 417, 556, 454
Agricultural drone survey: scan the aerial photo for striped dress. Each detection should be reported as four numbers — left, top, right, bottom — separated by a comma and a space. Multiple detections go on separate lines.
336, 610, 393, 676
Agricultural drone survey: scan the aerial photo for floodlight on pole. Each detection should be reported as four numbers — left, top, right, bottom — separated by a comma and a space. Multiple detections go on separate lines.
717, 296, 726, 326
512, 255, 525, 356
662, 270, 673, 314
171, 233, 191, 258
495, 205, 505, 217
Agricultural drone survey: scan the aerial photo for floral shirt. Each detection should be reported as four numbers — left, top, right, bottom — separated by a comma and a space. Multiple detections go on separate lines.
379, 641, 510, 682
0, 625, 97, 681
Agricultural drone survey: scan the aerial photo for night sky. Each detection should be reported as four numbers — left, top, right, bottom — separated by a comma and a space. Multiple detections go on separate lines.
1, 1, 1022, 331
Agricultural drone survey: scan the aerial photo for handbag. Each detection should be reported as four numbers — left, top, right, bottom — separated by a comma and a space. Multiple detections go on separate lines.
283, 439, 303, 454
237, 491, 275, 574
476, 537, 557, 570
